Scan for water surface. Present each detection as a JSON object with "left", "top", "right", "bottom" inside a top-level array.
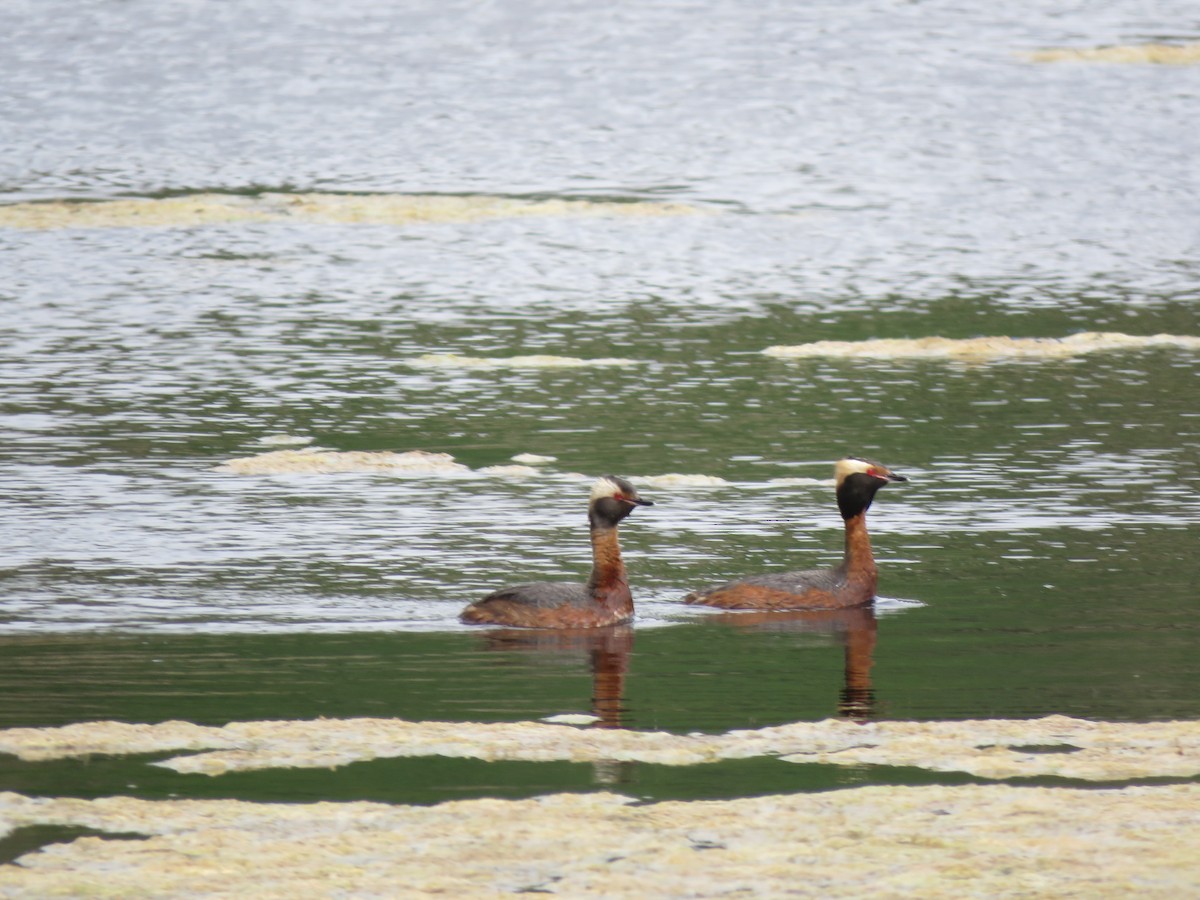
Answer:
[{"left": 1, "top": 0, "right": 1198, "bottom": 807}]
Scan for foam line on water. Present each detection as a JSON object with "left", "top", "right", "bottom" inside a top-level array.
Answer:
[
  {"left": 764, "top": 332, "right": 1200, "bottom": 361},
  {"left": 1023, "top": 42, "right": 1200, "bottom": 64},
  {"left": 0, "top": 192, "right": 704, "bottom": 229},
  {"left": 2, "top": 715, "right": 1197, "bottom": 783}
]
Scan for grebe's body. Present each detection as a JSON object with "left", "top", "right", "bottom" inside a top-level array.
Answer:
[
  {"left": 460, "top": 476, "right": 652, "bottom": 629},
  {"left": 684, "top": 458, "right": 906, "bottom": 610}
]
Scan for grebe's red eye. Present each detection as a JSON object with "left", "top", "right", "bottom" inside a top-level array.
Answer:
[{"left": 866, "top": 468, "right": 878, "bottom": 478}]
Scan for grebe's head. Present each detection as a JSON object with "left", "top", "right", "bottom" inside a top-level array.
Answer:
[
  {"left": 835, "top": 457, "right": 907, "bottom": 488},
  {"left": 588, "top": 475, "right": 653, "bottom": 528},
  {"left": 834, "top": 457, "right": 907, "bottom": 519}
]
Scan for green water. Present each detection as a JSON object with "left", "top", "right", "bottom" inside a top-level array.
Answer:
[{"left": 2, "top": 0, "right": 1199, "bottom": 820}]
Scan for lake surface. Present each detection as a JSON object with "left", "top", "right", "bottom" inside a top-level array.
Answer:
[{"left": 1, "top": 0, "right": 1198, "bottom": 808}]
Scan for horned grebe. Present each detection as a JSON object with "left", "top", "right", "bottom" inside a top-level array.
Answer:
[
  {"left": 684, "top": 457, "right": 906, "bottom": 610},
  {"left": 460, "top": 476, "right": 653, "bottom": 628}
]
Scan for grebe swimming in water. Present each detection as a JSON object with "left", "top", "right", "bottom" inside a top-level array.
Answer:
[
  {"left": 460, "top": 476, "right": 653, "bottom": 628},
  {"left": 684, "top": 457, "right": 906, "bottom": 610}
]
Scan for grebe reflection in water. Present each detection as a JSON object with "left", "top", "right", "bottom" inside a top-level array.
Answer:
[
  {"left": 475, "top": 626, "right": 635, "bottom": 784},
  {"left": 704, "top": 606, "right": 880, "bottom": 720}
]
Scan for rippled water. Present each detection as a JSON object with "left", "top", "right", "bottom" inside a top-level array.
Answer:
[{"left": 1, "top": 0, "right": 1199, "bottom": 807}]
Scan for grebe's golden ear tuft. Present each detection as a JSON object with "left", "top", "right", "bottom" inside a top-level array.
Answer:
[
  {"left": 589, "top": 475, "right": 653, "bottom": 507},
  {"left": 834, "top": 457, "right": 874, "bottom": 487},
  {"left": 835, "top": 457, "right": 907, "bottom": 488},
  {"left": 590, "top": 476, "right": 625, "bottom": 502}
]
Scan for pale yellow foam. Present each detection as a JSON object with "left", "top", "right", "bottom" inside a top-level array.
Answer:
[
  {"left": 540, "top": 713, "right": 601, "bottom": 725},
  {"left": 764, "top": 332, "right": 1200, "bottom": 361},
  {"left": 0, "top": 192, "right": 702, "bottom": 230},
  {"left": 512, "top": 453, "right": 557, "bottom": 465},
  {"left": 214, "top": 451, "right": 805, "bottom": 484},
  {"left": 0, "top": 785, "right": 1196, "bottom": 897},
  {"left": 1025, "top": 42, "right": 1200, "bottom": 64},
  {"left": 215, "top": 448, "right": 469, "bottom": 476},
  {"left": 408, "top": 353, "right": 641, "bottom": 369},
  {"left": 254, "top": 434, "right": 314, "bottom": 447},
  {"left": 2, "top": 715, "right": 1196, "bottom": 782},
  {"left": 638, "top": 473, "right": 730, "bottom": 488}
]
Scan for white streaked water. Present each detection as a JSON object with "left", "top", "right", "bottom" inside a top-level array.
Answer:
[
  {"left": 0, "top": 438, "right": 1195, "bottom": 632},
  {"left": 0, "top": 0, "right": 1197, "bottom": 742}
]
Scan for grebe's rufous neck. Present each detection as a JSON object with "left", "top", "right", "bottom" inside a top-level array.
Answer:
[
  {"left": 683, "top": 457, "right": 906, "bottom": 610},
  {"left": 460, "top": 475, "right": 653, "bottom": 629}
]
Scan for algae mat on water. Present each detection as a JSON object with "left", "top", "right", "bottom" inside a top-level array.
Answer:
[
  {"left": 0, "top": 192, "right": 702, "bottom": 229},
  {"left": 1, "top": 785, "right": 1197, "bottom": 897},
  {"left": 763, "top": 333, "right": 1200, "bottom": 361},
  {"left": 2, "top": 715, "right": 1198, "bottom": 782},
  {"left": 1024, "top": 41, "right": 1200, "bottom": 64}
]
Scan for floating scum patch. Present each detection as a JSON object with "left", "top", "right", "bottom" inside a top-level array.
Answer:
[
  {"left": 0, "top": 192, "right": 703, "bottom": 230},
  {"left": 214, "top": 448, "right": 471, "bottom": 476},
  {"left": 1025, "top": 41, "right": 1200, "bottom": 64},
  {"left": 2, "top": 717, "right": 1197, "bottom": 895},
  {"left": 213, "top": 447, "right": 564, "bottom": 478},
  {"left": 637, "top": 473, "right": 731, "bottom": 488},
  {"left": 1, "top": 715, "right": 1197, "bottom": 782},
  {"left": 0, "top": 786, "right": 1197, "bottom": 897},
  {"left": 213, "top": 448, "right": 723, "bottom": 484},
  {"left": 763, "top": 333, "right": 1200, "bottom": 362}
]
